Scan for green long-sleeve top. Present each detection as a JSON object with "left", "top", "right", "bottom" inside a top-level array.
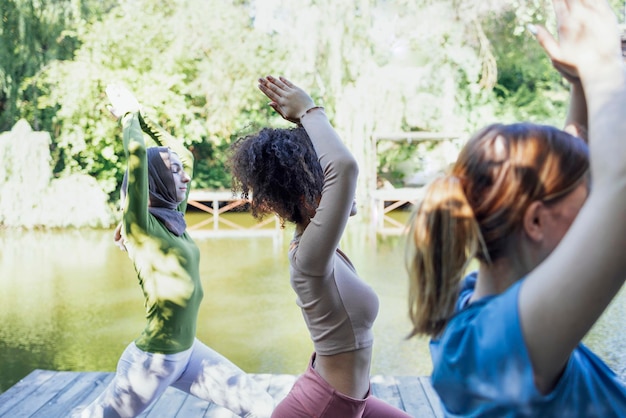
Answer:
[{"left": 121, "top": 112, "right": 203, "bottom": 354}]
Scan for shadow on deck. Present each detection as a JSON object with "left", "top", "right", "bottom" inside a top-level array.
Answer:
[{"left": 0, "top": 369, "right": 443, "bottom": 417}]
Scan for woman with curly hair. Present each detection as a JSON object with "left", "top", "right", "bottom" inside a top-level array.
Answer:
[
  {"left": 406, "top": 0, "right": 626, "bottom": 416},
  {"left": 228, "top": 76, "right": 410, "bottom": 418}
]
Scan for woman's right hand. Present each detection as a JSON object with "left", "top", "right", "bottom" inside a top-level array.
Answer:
[
  {"left": 258, "top": 76, "right": 316, "bottom": 124},
  {"left": 105, "top": 84, "right": 141, "bottom": 120}
]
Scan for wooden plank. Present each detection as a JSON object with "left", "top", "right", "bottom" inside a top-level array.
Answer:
[
  {"left": 382, "top": 199, "right": 413, "bottom": 214},
  {"left": 382, "top": 215, "right": 407, "bottom": 229},
  {"left": 187, "top": 190, "right": 280, "bottom": 232},
  {"left": 142, "top": 386, "right": 188, "bottom": 417},
  {"left": 0, "top": 369, "right": 56, "bottom": 415},
  {"left": 370, "top": 375, "right": 404, "bottom": 410},
  {"left": 30, "top": 371, "right": 111, "bottom": 418},
  {"left": 0, "top": 371, "right": 443, "bottom": 417},
  {"left": 70, "top": 373, "right": 115, "bottom": 409},
  {"left": 418, "top": 376, "right": 444, "bottom": 418},
  {"left": 0, "top": 371, "right": 77, "bottom": 417},
  {"left": 371, "top": 187, "right": 425, "bottom": 201},
  {"left": 370, "top": 187, "right": 423, "bottom": 234},
  {"left": 188, "top": 229, "right": 280, "bottom": 239},
  {"left": 173, "top": 393, "right": 211, "bottom": 417},
  {"left": 396, "top": 375, "right": 437, "bottom": 418},
  {"left": 203, "top": 403, "right": 238, "bottom": 418},
  {"left": 188, "top": 190, "right": 239, "bottom": 202}
]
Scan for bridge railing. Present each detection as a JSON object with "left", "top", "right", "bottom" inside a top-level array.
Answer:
[{"left": 186, "top": 190, "right": 282, "bottom": 243}]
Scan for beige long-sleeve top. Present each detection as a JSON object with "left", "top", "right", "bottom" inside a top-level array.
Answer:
[{"left": 289, "top": 108, "right": 379, "bottom": 356}]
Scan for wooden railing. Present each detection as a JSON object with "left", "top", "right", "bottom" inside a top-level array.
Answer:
[{"left": 186, "top": 190, "right": 282, "bottom": 240}]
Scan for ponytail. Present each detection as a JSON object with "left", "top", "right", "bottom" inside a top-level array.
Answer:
[
  {"left": 405, "top": 122, "right": 589, "bottom": 337},
  {"left": 406, "top": 175, "right": 482, "bottom": 337}
]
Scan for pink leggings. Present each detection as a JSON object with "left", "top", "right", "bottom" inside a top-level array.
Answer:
[{"left": 272, "top": 354, "right": 412, "bottom": 418}]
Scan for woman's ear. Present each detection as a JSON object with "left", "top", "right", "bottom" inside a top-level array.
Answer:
[{"left": 522, "top": 200, "right": 546, "bottom": 243}]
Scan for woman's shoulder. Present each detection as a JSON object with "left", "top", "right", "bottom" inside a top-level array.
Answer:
[
  {"left": 430, "top": 280, "right": 535, "bottom": 414},
  {"left": 432, "top": 279, "right": 529, "bottom": 380}
]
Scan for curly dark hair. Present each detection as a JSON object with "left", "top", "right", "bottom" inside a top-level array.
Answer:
[{"left": 228, "top": 126, "right": 324, "bottom": 225}]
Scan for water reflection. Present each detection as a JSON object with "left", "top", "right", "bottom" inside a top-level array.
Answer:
[
  {"left": 0, "top": 213, "right": 428, "bottom": 393},
  {"left": 0, "top": 212, "right": 624, "bottom": 393}
]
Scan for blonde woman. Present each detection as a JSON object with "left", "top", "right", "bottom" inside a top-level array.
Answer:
[{"left": 406, "top": 1, "right": 626, "bottom": 416}]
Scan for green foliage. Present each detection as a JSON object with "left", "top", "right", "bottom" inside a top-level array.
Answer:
[
  {"left": 0, "top": 0, "right": 115, "bottom": 131},
  {"left": 377, "top": 141, "right": 428, "bottom": 187},
  {"left": 482, "top": 6, "right": 569, "bottom": 126},
  {"left": 4, "top": 0, "right": 624, "bottom": 219},
  {"left": 18, "top": 0, "right": 289, "bottom": 195}
]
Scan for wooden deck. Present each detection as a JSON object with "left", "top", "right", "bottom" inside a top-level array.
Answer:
[{"left": 0, "top": 370, "right": 443, "bottom": 417}]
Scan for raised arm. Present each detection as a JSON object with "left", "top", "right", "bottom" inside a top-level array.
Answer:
[
  {"left": 106, "top": 84, "right": 150, "bottom": 233},
  {"left": 121, "top": 112, "right": 150, "bottom": 233},
  {"left": 105, "top": 84, "right": 193, "bottom": 213},
  {"left": 258, "top": 76, "right": 358, "bottom": 275},
  {"left": 563, "top": 80, "right": 588, "bottom": 140},
  {"left": 520, "top": 0, "right": 626, "bottom": 392},
  {"left": 533, "top": 23, "right": 588, "bottom": 140},
  {"left": 296, "top": 107, "right": 359, "bottom": 274}
]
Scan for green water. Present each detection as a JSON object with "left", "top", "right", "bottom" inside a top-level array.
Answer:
[
  {"left": 1, "top": 211, "right": 625, "bottom": 394},
  {"left": 0, "top": 211, "right": 433, "bottom": 393}
]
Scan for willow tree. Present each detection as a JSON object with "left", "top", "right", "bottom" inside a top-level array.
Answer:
[
  {"left": 250, "top": 0, "right": 626, "bottom": 203},
  {"left": 250, "top": 0, "right": 489, "bottom": 201}
]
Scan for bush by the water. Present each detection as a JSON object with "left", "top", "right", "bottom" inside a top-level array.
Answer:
[{"left": 0, "top": 120, "right": 114, "bottom": 228}]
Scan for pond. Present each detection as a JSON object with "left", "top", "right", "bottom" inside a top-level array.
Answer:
[{"left": 1, "top": 211, "right": 625, "bottom": 393}]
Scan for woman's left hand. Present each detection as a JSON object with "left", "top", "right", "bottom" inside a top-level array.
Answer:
[
  {"left": 258, "top": 76, "right": 316, "bottom": 124},
  {"left": 530, "top": 24, "right": 580, "bottom": 83},
  {"left": 113, "top": 222, "right": 127, "bottom": 251}
]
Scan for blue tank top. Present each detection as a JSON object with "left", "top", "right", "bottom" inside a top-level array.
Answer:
[{"left": 429, "top": 272, "right": 626, "bottom": 417}]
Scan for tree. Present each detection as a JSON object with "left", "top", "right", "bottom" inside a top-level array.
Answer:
[
  {"left": 21, "top": 0, "right": 285, "bottom": 194},
  {"left": 0, "top": 0, "right": 115, "bottom": 131},
  {"left": 9, "top": 0, "right": 624, "bottom": 211}
]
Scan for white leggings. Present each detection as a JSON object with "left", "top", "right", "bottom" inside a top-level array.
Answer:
[{"left": 76, "top": 339, "right": 274, "bottom": 418}]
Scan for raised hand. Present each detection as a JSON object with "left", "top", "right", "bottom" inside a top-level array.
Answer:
[
  {"left": 531, "top": 24, "right": 580, "bottom": 83},
  {"left": 105, "top": 84, "right": 141, "bottom": 120},
  {"left": 530, "top": 0, "right": 621, "bottom": 82},
  {"left": 258, "top": 76, "right": 316, "bottom": 124}
]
